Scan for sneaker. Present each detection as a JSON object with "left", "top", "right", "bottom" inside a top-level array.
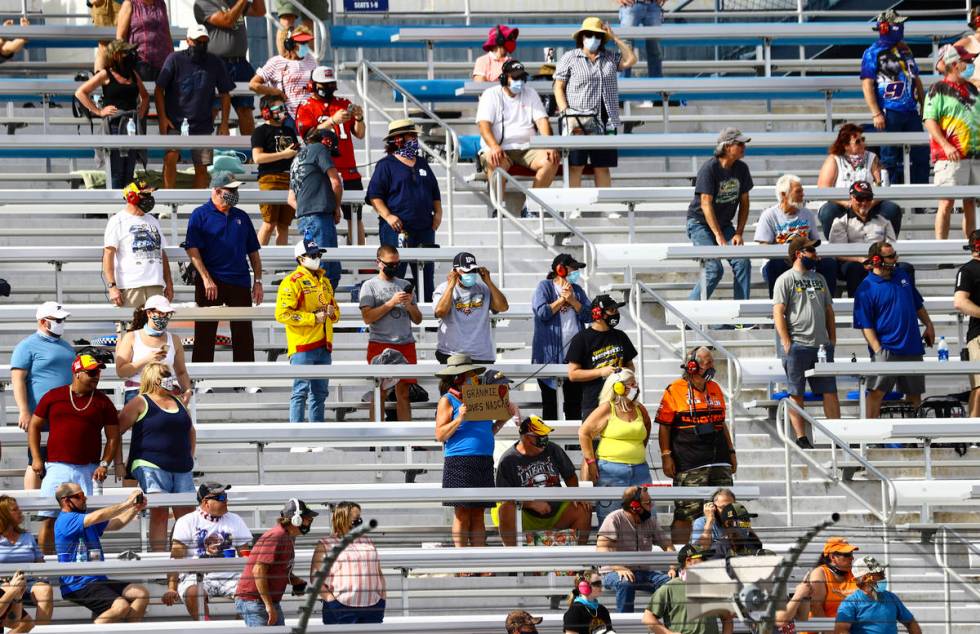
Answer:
[{"left": 796, "top": 437, "right": 815, "bottom": 449}]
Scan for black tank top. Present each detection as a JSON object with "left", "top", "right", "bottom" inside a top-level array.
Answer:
[{"left": 103, "top": 68, "right": 139, "bottom": 111}]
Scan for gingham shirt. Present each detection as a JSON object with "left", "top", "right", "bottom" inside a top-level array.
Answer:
[
  {"left": 254, "top": 54, "right": 317, "bottom": 119},
  {"left": 319, "top": 535, "right": 386, "bottom": 607},
  {"left": 554, "top": 48, "right": 623, "bottom": 127}
]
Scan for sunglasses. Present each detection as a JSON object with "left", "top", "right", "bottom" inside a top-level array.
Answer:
[
  {"left": 378, "top": 259, "right": 401, "bottom": 267},
  {"left": 82, "top": 369, "right": 101, "bottom": 377},
  {"left": 45, "top": 317, "right": 66, "bottom": 323},
  {"left": 205, "top": 493, "right": 228, "bottom": 502},
  {"left": 833, "top": 552, "right": 855, "bottom": 558},
  {"left": 59, "top": 491, "right": 85, "bottom": 502},
  {"left": 853, "top": 136, "right": 867, "bottom": 143}
]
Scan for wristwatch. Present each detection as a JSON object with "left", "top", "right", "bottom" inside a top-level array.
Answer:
[
  {"left": 108, "top": 282, "right": 117, "bottom": 289},
  {"left": 98, "top": 460, "right": 110, "bottom": 469},
  {"left": 254, "top": 279, "right": 263, "bottom": 285}
]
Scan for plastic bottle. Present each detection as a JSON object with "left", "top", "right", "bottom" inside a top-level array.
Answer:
[
  {"left": 126, "top": 119, "right": 136, "bottom": 136},
  {"left": 938, "top": 336, "right": 949, "bottom": 362},
  {"left": 180, "top": 118, "right": 190, "bottom": 136},
  {"left": 76, "top": 537, "right": 88, "bottom": 563},
  {"left": 817, "top": 344, "right": 827, "bottom": 363},
  {"left": 397, "top": 232, "right": 408, "bottom": 249}
]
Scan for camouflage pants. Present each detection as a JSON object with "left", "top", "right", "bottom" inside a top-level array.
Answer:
[{"left": 672, "top": 464, "right": 733, "bottom": 522}]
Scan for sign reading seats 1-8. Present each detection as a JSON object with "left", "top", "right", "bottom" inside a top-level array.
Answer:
[{"left": 344, "top": 0, "right": 388, "bottom": 11}]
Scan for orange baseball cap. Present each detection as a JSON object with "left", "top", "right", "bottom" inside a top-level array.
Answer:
[{"left": 823, "top": 537, "right": 859, "bottom": 555}]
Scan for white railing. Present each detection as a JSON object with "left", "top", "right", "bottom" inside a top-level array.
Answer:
[{"left": 934, "top": 525, "right": 980, "bottom": 634}]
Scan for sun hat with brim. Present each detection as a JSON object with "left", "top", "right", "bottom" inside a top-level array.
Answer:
[
  {"left": 106, "top": 39, "right": 137, "bottom": 59},
  {"left": 852, "top": 555, "right": 887, "bottom": 579},
  {"left": 289, "top": 26, "right": 315, "bottom": 43},
  {"left": 434, "top": 353, "right": 486, "bottom": 377},
  {"left": 482, "top": 24, "right": 519, "bottom": 53},
  {"left": 823, "top": 536, "right": 859, "bottom": 555},
  {"left": 384, "top": 118, "right": 419, "bottom": 142},
  {"left": 573, "top": 17, "right": 608, "bottom": 43}
]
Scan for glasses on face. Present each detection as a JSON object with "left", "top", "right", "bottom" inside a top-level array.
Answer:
[
  {"left": 833, "top": 552, "right": 855, "bottom": 559},
  {"left": 83, "top": 369, "right": 101, "bottom": 378},
  {"left": 45, "top": 317, "right": 66, "bottom": 324},
  {"left": 378, "top": 259, "right": 401, "bottom": 267},
  {"left": 852, "top": 136, "right": 867, "bottom": 144},
  {"left": 206, "top": 493, "right": 228, "bottom": 503}
]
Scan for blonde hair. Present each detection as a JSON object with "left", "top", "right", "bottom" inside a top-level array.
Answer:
[
  {"left": 0, "top": 496, "right": 24, "bottom": 535},
  {"left": 598, "top": 368, "right": 635, "bottom": 406},
  {"left": 139, "top": 362, "right": 172, "bottom": 395},
  {"left": 276, "top": 24, "right": 314, "bottom": 57},
  {"left": 332, "top": 501, "right": 361, "bottom": 537}
]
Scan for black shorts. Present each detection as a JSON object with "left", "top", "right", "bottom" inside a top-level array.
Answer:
[
  {"left": 63, "top": 580, "right": 129, "bottom": 618},
  {"left": 342, "top": 178, "right": 364, "bottom": 221},
  {"left": 568, "top": 148, "right": 618, "bottom": 169}
]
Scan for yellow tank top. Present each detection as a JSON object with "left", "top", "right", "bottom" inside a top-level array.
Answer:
[{"left": 596, "top": 402, "right": 648, "bottom": 464}]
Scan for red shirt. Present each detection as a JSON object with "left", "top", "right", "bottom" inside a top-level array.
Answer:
[
  {"left": 235, "top": 523, "right": 295, "bottom": 603},
  {"left": 295, "top": 94, "right": 360, "bottom": 181},
  {"left": 35, "top": 386, "right": 117, "bottom": 465}
]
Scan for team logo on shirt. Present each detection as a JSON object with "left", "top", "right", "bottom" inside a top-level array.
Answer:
[
  {"left": 454, "top": 292, "right": 485, "bottom": 315},
  {"left": 716, "top": 177, "right": 741, "bottom": 206},
  {"left": 793, "top": 276, "right": 826, "bottom": 298}
]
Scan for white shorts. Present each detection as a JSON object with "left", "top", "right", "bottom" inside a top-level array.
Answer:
[
  {"left": 934, "top": 158, "right": 980, "bottom": 187},
  {"left": 177, "top": 572, "right": 240, "bottom": 600}
]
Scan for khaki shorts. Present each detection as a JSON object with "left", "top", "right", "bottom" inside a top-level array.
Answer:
[
  {"left": 258, "top": 173, "right": 296, "bottom": 225},
  {"left": 969, "top": 336, "right": 980, "bottom": 389},
  {"left": 166, "top": 129, "right": 214, "bottom": 166},
  {"left": 479, "top": 148, "right": 547, "bottom": 172},
  {"left": 934, "top": 159, "right": 980, "bottom": 187},
  {"left": 120, "top": 286, "right": 163, "bottom": 308}
]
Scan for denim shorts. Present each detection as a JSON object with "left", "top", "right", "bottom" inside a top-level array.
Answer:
[
  {"left": 39, "top": 462, "right": 96, "bottom": 518},
  {"left": 782, "top": 343, "right": 837, "bottom": 396},
  {"left": 132, "top": 465, "right": 195, "bottom": 494},
  {"left": 216, "top": 58, "right": 256, "bottom": 111},
  {"left": 235, "top": 598, "right": 284, "bottom": 627}
]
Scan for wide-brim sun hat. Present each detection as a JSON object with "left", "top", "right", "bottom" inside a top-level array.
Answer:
[
  {"left": 573, "top": 16, "right": 608, "bottom": 43},
  {"left": 384, "top": 118, "right": 420, "bottom": 142},
  {"left": 434, "top": 353, "right": 487, "bottom": 377}
]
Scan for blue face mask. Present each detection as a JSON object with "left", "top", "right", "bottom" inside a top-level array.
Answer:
[
  {"left": 459, "top": 273, "right": 479, "bottom": 288},
  {"left": 297, "top": 44, "right": 310, "bottom": 58},
  {"left": 395, "top": 138, "right": 419, "bottom": 160},
  {"left": 875, "top": 579, "right": 888, "bottom": 593},
  {"left": 583, "top": 36, "right": 601, "bottom": 53},
  {"left": 567, "top": 270, "right": 582, "bottom": 285},
  {"left": 965, "top": 63, "right": 975, "bottom": 80},
  {"left": 509, "top": 79, "right": 524, "bottom": 94}
]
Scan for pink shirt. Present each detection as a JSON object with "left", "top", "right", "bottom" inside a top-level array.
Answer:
[
  {"left": 472, "top": 52, "right": 511, "bottom": 82},
  {"left": 319, "top": 535, "right": 385, "bottom": 607}
]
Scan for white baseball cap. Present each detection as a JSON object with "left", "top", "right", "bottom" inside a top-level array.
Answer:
[
  {"left": 310, "top": 66, "right": 336, "bottom": 84},
  {"left": 36, "top": 301, "right": 70, "bottom": 321},
  {"left": 144, "top": 295, "right": 175, "bottom": 314},
  {"left": 186, "top": 23, "right": 209, "bottom": 41},
  {"left": 852, "top": 555, "right": 887, "bottom": 579}
]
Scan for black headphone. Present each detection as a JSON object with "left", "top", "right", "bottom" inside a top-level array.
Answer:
[
  {"left": 283, "top": 28, "right": 297, "bottom": 52},
  {"left": 682, "top": 348, "right": 700, "bottom": 375},
  {"left": 499, "top": 60, "right": 526, "bottom": 87},
  {"left": 622, "top": 487, "right": 644, "bottom": 513}
]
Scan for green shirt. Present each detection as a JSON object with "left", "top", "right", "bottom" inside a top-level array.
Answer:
[{"left": 647, "top": 578, "right": 721, "bottom": 634}]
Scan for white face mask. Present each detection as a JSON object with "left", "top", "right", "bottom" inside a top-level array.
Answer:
[
  {"left": 583, "top": 36, "right": 601, "bottom": 53},
  {"left": 46, "top": 319, "right": 65, "bottom": 337},
  {"left": 301, "top": 256, "right": 321, "bottom": 270},
  {"left": 160, "top": 375, "right": 178, "bottom": 391},
  {"left": 626, "top": 386, "right": 640, "bottom": 402}
]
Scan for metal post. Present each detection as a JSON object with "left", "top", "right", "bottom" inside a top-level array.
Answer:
[
  {"left": 858, "top": 376, "right": 867, "bottom": 418},
  {"left": 699, "top": 261, "right": 707, "bottom": 301},
  {"left": 661, "top": 92, "right": 670, "bottom": 133},
  {"left": 400, "top": 568, "right": 409, "bottom": 616},
  {"left": 783, "top": 405, "right": 793, "bottom": 526},
  {"left": 53, "top": 261, "right": 63, "bottom": 302},
  {"left": 555, "top": 378, "right": 565, "bottom": 419},
  {"left": 254, "top": 441, "right": 266, "bottom": 529},
  {"left": 763, "top": 38, "right": 772, "bottom": 77},
  {"left": 0, "top": 386, "right": 7, "bottom": 427},
  {"left": 515, "top": 502, "right": 524, "bottom": 547},
  {"left": 360, "top": 63, "right": 374, "bottom": 179},
  {"left": 903, "top": 145, "right": 911, "bottom": 185},
  {"left": 496, "top": 196, "right": 506, "bottom": 288},
  {"left": 942, "top": 530, "right": 951, "bottom": 634},
  {"left": 170, "top": 203, "right": 178, "bottom": 245},
  {"left": 823, "top": 92, "right": 833, "bottom": 132}
]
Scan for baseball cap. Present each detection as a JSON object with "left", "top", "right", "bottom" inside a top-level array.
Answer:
[
  {"left": 452, "top": 252, "right": 480, "bottom": 272},
  {"left": 505, "top": 610, "right": 543, "bottom": 633},
  {"left": 294, "top": 236, "right": 325, "bottom": 259},
  {"left": 823, "top": 537, "right": 859, "bottom": 555},
  {"left": 121, "top": 178, "right": 155, "bottom": 202},
  {"left": 197, "top": 481, "right": 231, "bottom": 502},
  {"left": 502, "top": 59, "right": 529, "bottom": 81},
  {"left": 944, "top": 44, "right": 976, "bottom": 67},
  {"left": 310, "top": 66, "right": 336, "bottom": 84},
  {"left": 677, "top": 543, "right": 710, "bottom": 567},
  {"left": 72, "top": 353, "right": 106, "bottom": 374},
  {"left": 186, "top": 23, "right": 209, "bottom": 41},
  {"left": 106, "top": 39, "right": 137, "bottom": 59},
  {"left": 849, "top": 180, "right": 874, "bottom": 200},
  {"left": 519, "top": 415, "right": 554, "bottom": 436},
  {"left": 143, "top": 295, "right": 175, "bottom": 314},
  {"left": 552, "top": 253, "right": 583, "bottom": 271},
  {"left": 591, "top": 294, "right": 626, "bottom": 312},
  {"left": 210, "top": 171, "right": 243, "bottom": 189},
  {"left": 281, "top": 498, "right": 319, "bottom": 518},
  {"left": 718, "top": 502, "right": 757, "bottom": 526},
  {"left": 787, "top": 235, "right": 821, "bottom": 260},
  {"left": 852, "top": 555, "right": 887, "bottom": 579},
  {"left": 875, "top": 9, "right": 908, "bottom": 25},
  {"left": 717, "top": 127, "right": 751, "bottom": 145},
  {"left": 36, "top": 301, "right": 70, "bottom": 321}
]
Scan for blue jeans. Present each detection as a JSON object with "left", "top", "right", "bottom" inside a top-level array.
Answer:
[
  {"left": 604, "top": 569, "right": 671, "bottom": 613},
  {"left": 619, "top": 1, "right": 663, "bottom": 78},
  {"left": 879, "top": 109, "right": 930, "bottom": 185},
  {"left": 378, "top": 222, "right": 437, "bottom": 302},
  {"left": 289, "top": 347, "right": 332, "bottom": 422},
  {"left": 321, "top": 598, "right": 385, "bottom": 624},
  {"left": 235, "top": 598, "right": 284, "bottom": 627},
  {"left": 596, "top": 460, "right": 651, "bottom": 526},
  {"left": 132, "top": 466, "right": 195, "bottom": 494},
  {"left": 298, "top": 214, "right": 341, "bottom": 292},
  {"left": 762, "top": 258, "right": 837, "bottom": 298},
  {"left": 686, "top": 219, "right": 751, "bottom": 300}
]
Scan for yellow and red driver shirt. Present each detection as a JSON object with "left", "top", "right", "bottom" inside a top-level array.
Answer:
[
  {"left": 275, "top": 264, "right": 340, "bottom": 356},
  {"left": 654, "top": 378, "right": 731, "bottom": 473}
]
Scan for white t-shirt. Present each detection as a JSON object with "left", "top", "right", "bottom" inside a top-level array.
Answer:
[
  {"left": 475, "top": 85, "right": 548, "bottom": 152},
  {"left": 172, "top": 509, "right": 252, "bottom": 559},
  {"left": 103, "top": 209, "right": 167, "bottom": 290}
]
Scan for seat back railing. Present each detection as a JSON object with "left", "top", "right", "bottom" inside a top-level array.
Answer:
[
  {"left": 934, "top": 525, "right": 980, "bottom": 634},
  {"left": 354, "top": 59, "right": 460, "bottom": 245}
]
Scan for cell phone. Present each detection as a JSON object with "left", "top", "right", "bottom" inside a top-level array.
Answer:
[
  {"left": 134, "top": 492, "right": 145, "bottom": 505},
  {"left": 346, "top": 102, "right": 355, "bottom": 114},
  {"left": 403, "top": 281, "right": 415, "bottom": 297}
]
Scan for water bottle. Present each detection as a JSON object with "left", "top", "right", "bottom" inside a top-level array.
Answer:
[
  {"left": 92, "top": 478, "right": 103, "bottom": 496},
  {"left": 126, "top": 118, "right": 136, "bottom": 136},
  {"left": 817, "top": 344, "right": 827, "bottom": 364},
  {"left": 76, "top": 537, "right": 88, "bottom": 563},
  {"left": 180, "top": 118, "right": 190, "bottom": 136},
  {"left": 938, "top": 336, "right": 949, "bottom": 362},
  {"left": 397, "top": 232, "right": 408, "bottom": 249}
]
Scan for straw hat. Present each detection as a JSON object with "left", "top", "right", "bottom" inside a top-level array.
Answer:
[{"left": 573, "top": 17, "right": 608, "bottom": 43}]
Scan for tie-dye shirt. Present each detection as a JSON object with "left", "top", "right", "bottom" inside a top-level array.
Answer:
[{"left": 923, "top": 78, "right": 980, "bottom": 161}]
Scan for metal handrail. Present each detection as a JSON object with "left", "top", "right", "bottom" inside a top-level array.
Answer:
[
  {"left": 487, "top": 167, "right": 597, "bottom": 295},
  {"left": 776, "top": 398, "right": 897, "bottom": 526},
  {"left": 354, "top": 59, "right": 460, "bottom": 245},
  {"left": 935, "top": 525, "right": 980, "bottom": 634},
  {"left": 630, "top": 280, "right": 743, "bottom": 427}
]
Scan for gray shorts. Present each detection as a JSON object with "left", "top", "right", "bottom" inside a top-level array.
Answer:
[
  {"left": 166, "top": 129, "right": 214, "bottom": 166},
  {"left": 782, "top": 343, "right": 837, "bottom": 396},
  {"left": 866, "top": 349, "right": 926, "bottom": 395}
]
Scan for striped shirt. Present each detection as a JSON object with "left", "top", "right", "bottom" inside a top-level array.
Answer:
[
  {"left": 319, "top": 535, "right": 385, "bottom": 607},
  {"left": 554, "top": 48, "right": 623, "bottom": 127},
  {"left": 255, "top": 55, "right": 318, "bottom": 119}
]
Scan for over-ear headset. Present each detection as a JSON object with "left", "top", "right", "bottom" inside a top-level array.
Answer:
[
  {"left": 555, "top": 263, "right": 568, "bottom": 278},
  {"left": 283, "top": 28, "right": 297, "bottom": 52},
  {"left": 612, "top": 372, "right": 626, "bottom": 396},
  {"left": 591, "top": 305, "right": 603, "bottom": 322},
  {"left": 682, "top": 348, "right": 700, "bottom": 375},
  {"left": 259, "top": 95, "right": 281, "bottom": 121},
  {"left": 622, "top": 486, "right": 644, "bottom": 513},
  {"left": 577, "top": 575, "right": 592, "bottom": 597},
  {"left": 287, "top": 498, "right": 303, "bottom": 527},
  {"left": 125, "top": 187, "right": 141, "bottom": 206}
]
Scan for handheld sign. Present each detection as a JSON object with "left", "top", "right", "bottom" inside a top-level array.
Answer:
[{"left": 461, "top": 383, "right": 510, "bottom": 421}]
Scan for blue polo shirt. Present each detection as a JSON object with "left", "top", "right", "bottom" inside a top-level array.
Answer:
[
  {"left": 184, "top": 199, "right": 260, "bottom": 288},
  {"left": 54, "top": 511, "right": 109, "bottom": 595},
  {"left": 10, "top": 332, "right": 75, "bottom": 412},
  {"left": 156, "top": 49, "right": 235, "bottom": 134},
  {"left": 836, "top": 588, "right": 915, "bottom": 634},
  {"left": 365, "top": 154, "right": 441, "bottom": 232},
  {"left": 853, "top": 268, "right": 924, "bottom": 356}
]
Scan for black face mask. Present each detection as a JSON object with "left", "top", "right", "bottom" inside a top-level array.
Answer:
[
  {"left": 530, "top": 434, "right": 549, "bottom": 449},
  {"left": 298, "top": 522, "right": 311, "bottom": 535},
  {"left": 637, "top": 508, "right": 652, "bottom": 523},
  {"left": 604, "top": 313, "right": 620, "bottom": 329},
  {"left": 191, "top": 42, "right": 208, "bottom": 62},
  {"left": 315, "top": 83, "right": 335, "bottom": 100},
  {"left": 380, "top": 263, "right": 398, "bottom": 278},
  {"left": 137, "top": 194, "right": 156, "bottom": 213}
]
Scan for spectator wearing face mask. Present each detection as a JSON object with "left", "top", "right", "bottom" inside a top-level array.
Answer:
[
  {"left": 655, "top": 347, "right": 735, "bottom": 545},
  {"left": 114, "top": 295, "right": 191, "bottom": 406},
  {"left": 531, "top": 254, "right": 590, "bottom": 421},
  {"left": 295, "top": 66, "right": 368, "bottom": 247},
  {"left": 566, "top": 295, "right": 637, "bottom": 419},
  {"left": 367, "top": 119, "right": 443, "bottom": 302},
  {"left": 117, "top": 362, "right": 195, "bottom": 551},
  {"left": 563, "top": 569, "right": 613, "bottom": 633},
  {"left": 690, "top": 488, "right": 763, "bottom": 558},
  {"left": 276, "top": 237, "right": 340, "bottom": 423},
  {"left": 473, "top": 25, "right": 517, "bottom": 82},
  {"left": 155, "top": 24, "right": 235, "bottom": 189},
  {"left": 249, "top": 26, "right": 317, "bottom": 120},
  {"left": 835, "top": 556, "right": 921, "bottom": 634},
  {"left": 579, "top": 369, "right": 652, "bottom": 526},
  {"left": 102, "top": 180, "right": 172, "bottom": 307},
  {"left": 433, "top": 252, "right": 509, "bottom": 364},
  {"left": 184, "top": 172, "right": 263, "bottom": 363},
  {"left": 11, "top": 302, "right": 75, "bottom": 491},
  {"left": 251, "top": 95, "right": 299, "bottom": 246}
]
